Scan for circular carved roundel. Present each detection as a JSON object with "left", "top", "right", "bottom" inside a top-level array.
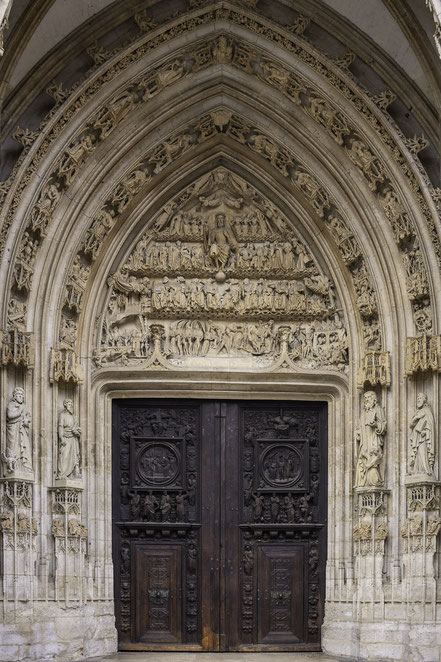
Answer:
[
  {"left": 260, "top": 444, "right": 303, "bottom": 488},
  {"left": 137, "top": 442, "right": 180, "bottom": 486}
]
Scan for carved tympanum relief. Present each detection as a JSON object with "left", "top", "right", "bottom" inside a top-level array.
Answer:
[
  {"left": 96, "top": 169, "right": 348, "bottom": 372},
  {"left": 354, "top": 391, "right": 387, "bottom": 488},
  {"left": 7, "top": 33, "right": 434, "bottom": 345},
  {"left": 2, "top": 388, "right": 32, "bottom": 475},
  {"left": 408, "top": 394, "right": 435, "bottom": 478}
]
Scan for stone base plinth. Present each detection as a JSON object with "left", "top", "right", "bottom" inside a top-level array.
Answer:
[
  {"left": 0, "top": 601, "right": 117, "bottom": 662},
  {"left": 323, "top": 610, "right": 441, "bottom": 661}
]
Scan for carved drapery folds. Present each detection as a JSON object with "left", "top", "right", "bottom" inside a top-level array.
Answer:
[
  {"left": 408, "top": 394, "right": 435, "bottom": 479},
  {"left": 56, "top": 400, "right": 82, "bottom": 483},
  {"left": 2, "top": 388, "right": 33, "bottom": 477},
  {"left": 354, "top": 391, "right": 387, "bottom": 489},
  {"left": 405, "top": 334, "right": 441, "bottom": 376}
]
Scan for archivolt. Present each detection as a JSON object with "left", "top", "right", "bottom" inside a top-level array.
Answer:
[{"left": 1, "top": 7, "right": 440, "bottom": 353}]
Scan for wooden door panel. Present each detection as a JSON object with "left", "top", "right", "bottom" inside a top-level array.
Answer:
[
  {"left": 231, "top": 402, "right": 327, "bottom": 651},
  {"left": 257, "top": 544, "right": 305, "bottom": 644},
  {"left": 113, "top": 400, "right": 208, "bottom": 650},
  {"left": 134, "top": 543, "right": 182, "bottom": 643},
  {"left": 113, "top": 399, "right": 327, "bottom": 652}
]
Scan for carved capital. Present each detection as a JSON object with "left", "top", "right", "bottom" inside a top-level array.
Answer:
[
  {"left": 357, "top": 351, "right": 391, "bottom": 388},
  {"left": 405, "top": 334, "right": 441, "bottom": 376},
  {"left": 1, "top": 328, "right": 34, "bottom": 368},
  {"left": 50, "top": 348, "right": 84, "bottom": 384}
]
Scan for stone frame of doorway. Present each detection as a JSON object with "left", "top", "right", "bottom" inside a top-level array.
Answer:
[{"left": 93, "top": 368, "right": 350, "bottom": 654}]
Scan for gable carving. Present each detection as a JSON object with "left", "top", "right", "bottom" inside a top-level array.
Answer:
[{"left": 96, "top": 169, "right": 348, "bottom": 373}]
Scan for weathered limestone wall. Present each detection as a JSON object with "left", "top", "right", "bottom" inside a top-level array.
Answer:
[{"left": 0, "top": 1, "right": 440, "bottom": 661}]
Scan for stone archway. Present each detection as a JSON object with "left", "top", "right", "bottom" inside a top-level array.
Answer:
[{"left": 0, "top": 3, "right": 440, "bottom": 662}]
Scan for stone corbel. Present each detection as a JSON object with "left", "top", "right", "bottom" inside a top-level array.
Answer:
[
  {"left": 0, "top": 328, "right": 34, "bottom": 368},
  {"left": 405, "top": 334, "right": 441, "bottom": 376},
  {"left": 357, "top": 351, "right": 391, "bottom": 388},
  {"left": 50, "top": 348, "right": 84, "bottom": 384}
]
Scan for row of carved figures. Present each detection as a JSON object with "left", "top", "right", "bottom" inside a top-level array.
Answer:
[
  {"left": 99, "top": 317, "right": 348, "bottom": 368},
  {"left": 1, "top": 389, "right": 436, "bottom": 485},
  {"left": 108, "top": 274, "right": 334, "bottom": 318},
  {"left": 129, "top": 491, "right": 190, "bottom": 522},
  {"left": 152, "top": 210, "right": 282, "bottom": 242},
  {"left": 128, "top": 238, "right": 313, "bottom": 275},
  {"left": 2, "top": 392, "right": 81, "bottom": 480},
  {"left": 354, "top": 391, "right": 436, "bottom": 489},
  {"left": 247, "top": 491, "right": 317, "bottom": 524}
]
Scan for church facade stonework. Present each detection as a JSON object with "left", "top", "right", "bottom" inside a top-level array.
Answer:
[{"left": 0, "top": 1, "right": 440, "bottom": 660}]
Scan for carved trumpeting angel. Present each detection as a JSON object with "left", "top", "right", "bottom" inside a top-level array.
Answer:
[
  {"left": 409, "top": 393, "right": 435, "bottom": 476},
  {"left": 354, "top": 391, "right": 387, "bottom": 488},
  {"left": 204, "top": 211, "right": 238, "bottom": 272}
]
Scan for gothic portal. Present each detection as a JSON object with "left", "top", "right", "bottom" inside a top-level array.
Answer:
[{"left": 0, "top": 1, "right": 441, "bottom": 661}]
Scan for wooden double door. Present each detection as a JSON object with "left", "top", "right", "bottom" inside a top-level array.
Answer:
[{"left": 113, "top": 399, "right": 327, "bottom": 651}]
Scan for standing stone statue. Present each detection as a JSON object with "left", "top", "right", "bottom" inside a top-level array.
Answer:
[
  {"left": 409, "top": 393, "right": 435, "bottom": 476},
  {"left": 57, "top": 399, "right": 81, "bottom": 479},
  {"left": 4, "top": 387, "right": 32, "bottom": 473},
  {"left": 354, "top": 390, "right": 387, "bottom": 488}
]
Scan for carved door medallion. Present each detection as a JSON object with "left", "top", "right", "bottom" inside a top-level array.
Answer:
[{"left": 113, "top": 400, "right": 327, "bottom": 651}]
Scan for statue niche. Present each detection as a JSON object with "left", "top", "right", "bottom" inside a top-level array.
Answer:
[
  {"left": 2, "top": 387, "right": 33, "bottom": 475},
  {"left": 96, "top": 168, "right": 348, "bottom": 373}
]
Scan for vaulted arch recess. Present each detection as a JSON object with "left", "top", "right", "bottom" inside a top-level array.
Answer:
[{"left": 0, "top": 2, "right": 441, "bottom": 661}]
